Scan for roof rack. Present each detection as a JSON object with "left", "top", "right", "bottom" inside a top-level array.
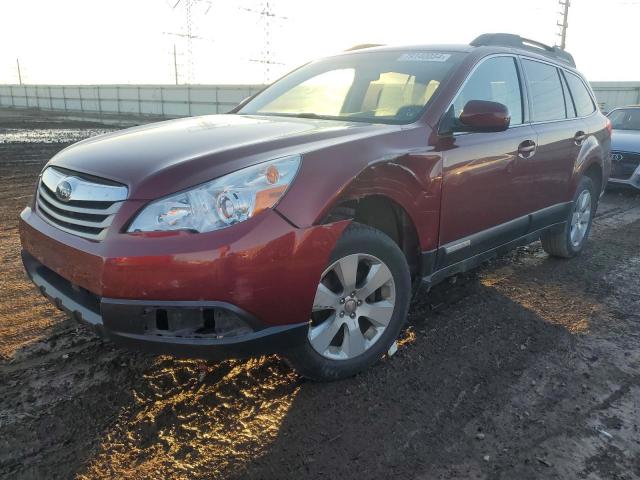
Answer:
[
  {"left": 470, "top": 33, "right": 576, "bottom": 67},
  {"left": 344, "top": 44, "right": 385, "bottom": 52}
]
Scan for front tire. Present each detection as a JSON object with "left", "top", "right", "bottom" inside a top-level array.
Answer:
[
  {"left": 541, "top": 176, "right": 597, "bottom": 258},
  {"left": 285, "top": 223, "right": 411, "bottom": 381}
]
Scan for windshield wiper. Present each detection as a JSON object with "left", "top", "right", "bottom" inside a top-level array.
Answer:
[
  {"left": 257, "top": 112, "right": 329, "bottom": 120},
  {"left": 294, "top": 112, "right": 324, "bottom": 119},
  {"left": 255, "top": 111, "right": 377, "bottom": 123}
]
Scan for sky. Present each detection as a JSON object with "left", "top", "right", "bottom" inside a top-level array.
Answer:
[{"left": 0, "top": 0, "right": 638, "bottom": 85}]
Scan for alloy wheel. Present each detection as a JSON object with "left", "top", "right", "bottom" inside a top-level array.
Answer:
[
  {"left": 570, "top": 189, "right": 592, "bottom": 247},
  {"left": 309, "top": 253, "right": 396, "bottom": 360}
]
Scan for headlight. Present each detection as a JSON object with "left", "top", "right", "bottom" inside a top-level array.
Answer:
[{"left": 127, "top": 155, "right": 300, "bottom": 233}]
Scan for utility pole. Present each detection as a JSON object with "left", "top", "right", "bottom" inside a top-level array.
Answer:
[
  {"left": 557, "top": 0, "right": 570, "bottom": 50},
  {"left": 173, "top": 44, "right": 179, "bottom": 85},
  {"left": 16, "top": 58, "right": 23, "bottom": 85},
  {"left": 185, "top": 0, "right": 193, "bottom": 83}
]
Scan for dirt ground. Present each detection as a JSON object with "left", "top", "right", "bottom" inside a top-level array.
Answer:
[{"left": 1, "top": 112, "right": 640, "bottom": 480}]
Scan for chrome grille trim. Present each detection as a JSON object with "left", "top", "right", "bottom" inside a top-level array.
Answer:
[
  {"left": 41, "top": 167, "right": 128, "bottom": 203},
  {"left": 37, "top": 184, "right": 122, "bottom": 215},
  {"left": 37, "top": 199, "right": 115, "bottom": 229},
  {"left": 609, "top": 150, "right": 640, "bottom": 180},
  {"left": 36, "top": 167, "right": 128, "bottom": 241}
]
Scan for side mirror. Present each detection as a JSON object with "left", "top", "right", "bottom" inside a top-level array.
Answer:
[{"left": 458, "top": 100, "right": 511, "bottom": 132}]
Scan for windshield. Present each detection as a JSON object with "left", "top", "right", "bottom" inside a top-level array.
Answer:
[
  {"left": 239, "top": 50, "right": 465, "bottom": 124},
  {"left": 608, "top": 108, "right": 640, "bottom": 131}
]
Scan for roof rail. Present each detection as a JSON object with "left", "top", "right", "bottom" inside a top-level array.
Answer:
[
  {"left": 344, "top": 44, "right": 385, "bottom": 52},
  {"left": 470, "top": 33, "right": 576, "bottom": 67}
]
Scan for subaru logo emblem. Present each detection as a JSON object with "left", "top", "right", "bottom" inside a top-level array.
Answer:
[{"left": 55, "top": 179, "right": 73, "bottom": 202}]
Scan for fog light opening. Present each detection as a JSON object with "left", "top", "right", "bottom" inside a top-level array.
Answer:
[
  {"left": 156, "top": 309, "right": 169, "bottom": 330},
  {"left": 199, "top": 308, "right": 217, "bottom": 334}
]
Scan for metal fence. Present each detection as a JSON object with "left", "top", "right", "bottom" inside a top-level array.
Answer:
[
  {"left": 0, "top": 84, "right": 264, "bottom": 119},
  {"left": 1, "top": 82, "right": 639, "bottom": 121}
]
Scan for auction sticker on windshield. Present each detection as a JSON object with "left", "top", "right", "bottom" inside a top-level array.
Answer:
[{"left": 398, "top": 52, "right": 451, "bottom": 62}]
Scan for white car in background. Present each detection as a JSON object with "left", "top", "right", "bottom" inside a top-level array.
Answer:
[{"left": 607, "top": 106, "right": 640, "bottom": 190}]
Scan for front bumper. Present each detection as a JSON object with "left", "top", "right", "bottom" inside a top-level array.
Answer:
[
  {"left": 608, "top": 173, "right": 640, "bottom": 190},
  {"left": 20, "top": 206, "right": 348, "bottom": 359},
  {"left": 608, "top": 153, "right": 640, "bottom": 190},
  {"left": 23, "top": 250, "right": 308, "bottom": 359}
]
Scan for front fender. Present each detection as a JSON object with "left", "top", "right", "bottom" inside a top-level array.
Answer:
[{"left": 275, "top": 125, "right": 442, "bottom": 251}]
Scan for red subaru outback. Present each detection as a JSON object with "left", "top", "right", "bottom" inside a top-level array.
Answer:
[{"left": 20, "top": 34, "right": 610, "bottom": 380}]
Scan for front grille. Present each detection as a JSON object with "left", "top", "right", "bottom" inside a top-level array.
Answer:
[
  {"left": 610, "top": 151, "right": 640, "bottom": 180},
  {"left": 36, "top": 167, "right": 127, "bottom": 241}
]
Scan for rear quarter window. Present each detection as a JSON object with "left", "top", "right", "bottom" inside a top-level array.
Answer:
[{"left": 564, "top": 71, "right": 596, "bottom": 117}]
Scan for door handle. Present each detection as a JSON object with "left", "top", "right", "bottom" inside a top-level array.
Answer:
[
  {"left": 517, "top": 140, "right": 537, "bottom": 159},
  {"left": 574, "top": 131, "right": 587, "bottom": 145}
]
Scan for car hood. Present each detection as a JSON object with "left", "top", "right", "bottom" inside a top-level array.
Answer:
[
  {"left": 611, "top": 129, "right": 640, "bottom": 153},
  {"left": 47, "top": 114, "right": 398, "bottom": 199}
]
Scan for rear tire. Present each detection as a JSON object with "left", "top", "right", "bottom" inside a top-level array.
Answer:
[
  {"left": 541, "top": 176, "right": 597, "bottom": 258},
  {"left": 285, "top": 223, "right": 411, "bottom": 381}
]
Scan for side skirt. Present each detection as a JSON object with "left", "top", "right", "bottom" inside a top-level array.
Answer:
[{"left": 419, "top": 222, "right": 564, "bottom": 291}]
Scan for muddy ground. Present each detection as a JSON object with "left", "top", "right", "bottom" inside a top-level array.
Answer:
[{"left": 1, "top": 112, "right": 639, "bottom": 480}]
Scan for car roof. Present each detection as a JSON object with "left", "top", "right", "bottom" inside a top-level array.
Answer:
[
  {"left": 337, "top": 34, "right": 578, "bottom": 71},
  {"left": 341, "top": 44, "right": 474, "bottom": 54}
]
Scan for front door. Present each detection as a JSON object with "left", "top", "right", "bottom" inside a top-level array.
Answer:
[{"left": 437, "top": 55, "right": 537, "bottom": 268}]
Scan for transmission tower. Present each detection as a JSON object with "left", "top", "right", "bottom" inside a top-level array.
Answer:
[
  {"left": 240, "top": 1, "right": 287, "bottom": 83},
  {"left": 168, "top": 0, "right": 214, "bottom": 83},
  {"left": 556, "top": 0, "right": 570, "bottom": 50}
]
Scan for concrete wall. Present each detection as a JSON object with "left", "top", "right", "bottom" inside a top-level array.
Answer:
[
  {"left": 590, "top": 82, "right": 640, "bottom": 113},
  {"left": 0, "top": 84, "right": 264, "bottom": 120},
  {"left": 1, "top": 82, "right": 638, "bottom": 120}
]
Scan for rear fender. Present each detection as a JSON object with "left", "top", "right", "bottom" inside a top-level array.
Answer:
[{"left": 571, "top": 134, "right": 604, "bottom": 195}]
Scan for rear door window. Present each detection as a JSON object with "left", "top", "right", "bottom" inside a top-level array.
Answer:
[
  {"left": 564, "top": 71, "right": 596, "bottom": 117},
  {"left": 522, "top": 59, "right": 566, "bottom": 122},
  {"left": 453, "top": 56, "right": 523, "bottom": 125}
]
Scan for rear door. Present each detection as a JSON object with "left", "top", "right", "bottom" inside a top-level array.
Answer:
[
  {"left": 437, "top": 55, "right": 538, "bottom": 267},
  {"left": 563, "top": 70, "right": 608, "bottom": 186},
  {"left": 519, "top": 58, "right": 584, "bottom": 225}
]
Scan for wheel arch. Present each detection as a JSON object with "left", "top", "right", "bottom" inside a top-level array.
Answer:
[
  {"left": 574, "top": 135, "right": 605, "bottom": 197},
  {"left": 583, "top": 162, "right": 603, "bottom": 196},
  {"left": 320, "top": 193, "right": 422, "bottom": 282}
]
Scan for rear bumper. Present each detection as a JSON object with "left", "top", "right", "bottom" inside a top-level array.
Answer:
[{"left": 22, "top": 250, "right": 308, "bottom": 359}]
